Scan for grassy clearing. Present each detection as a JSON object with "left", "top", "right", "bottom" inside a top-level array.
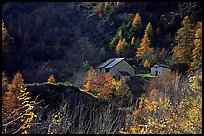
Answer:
[{"left": 135, "top": 73, "right": 156, "bottom": 78}]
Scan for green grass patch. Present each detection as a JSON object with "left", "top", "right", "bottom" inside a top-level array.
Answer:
[
  {"left": 55, "top": 82, "right": 80, "bottom": 91},
  {"left": 135, "top": 73, "right": 156, "bottom": 78}
]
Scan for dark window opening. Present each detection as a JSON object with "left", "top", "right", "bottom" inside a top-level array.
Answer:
[{"left": 105, "top": 68, "right": 110, "bottom": 72}]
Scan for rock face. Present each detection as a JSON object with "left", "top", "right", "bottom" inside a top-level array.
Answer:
[{"left": 26, "top": 82, "right": 126, "bottom": 134}]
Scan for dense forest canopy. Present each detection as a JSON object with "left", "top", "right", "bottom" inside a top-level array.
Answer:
[{"left": 2, "top": 2, "right": 202, "bottom": 83}]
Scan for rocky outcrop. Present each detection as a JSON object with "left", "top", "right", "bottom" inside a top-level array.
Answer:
[{"left": 25, "top": 82, "right": 106, "bottom": 110}]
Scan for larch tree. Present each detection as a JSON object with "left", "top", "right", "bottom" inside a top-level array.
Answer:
[
  {"left": 191, "top": 21, "right": 202, "bottom": 69},
  {"left": 2, "top": 20, "right": 13, "bottom": 58},
  {"left": 4, "top": 72, "right": 24, "bottom": 113},
  {"left": 3, "top": 84, "right": 19, "bottom": 132},
  {"left": 116, "top": 38, "right": 127, "bottom": 55},
  {"left": 136, "top": 32, "right": 153, "bottom": 61},
  {"left": 104, "top": 2, "right": 111, "bottom": 9},
  {"left": 131, "top": 37, "right": 135, "bottom": 45},
  {"left": 145, "top": 22, "right": 153, "bottom": 39},
  {"left": 84, "top": 67, "right": 96, "bottom": 92},
  {"left": 2, "top": 71, "right": 9, "bottom": 92},
  {"left": 115, "top": 40, "right": 122, "bottom": 54},
  {"left": 2, "top": 72, "right": 37, "bottom": 134},
  {"left": 172, "top": 16, "right": 195, "bottom": 66},
  {"left": 143, "top": 59, "right": 150, "bottom": 68},
  {"left": 115, "top": 2, "right": 123, "bottom": 8},
  {"left": 118, "top": 30, "right": 123, "bottom": 39},
  {"left": 96, "top": 3, "right": 103, "bottom": 17},
  {"left": 48, "top": 74, "right": 56, "bottom": 83},
  {"left": 132, "top": 12, "right": 142, "bottom": 30}
]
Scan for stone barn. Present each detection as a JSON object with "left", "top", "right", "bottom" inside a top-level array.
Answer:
[
  {"left": 98, "top": 58, "right": 134, "bottom": 80},
  {"left": 150, "top": 63, "right": 172, "bottom": 76}
]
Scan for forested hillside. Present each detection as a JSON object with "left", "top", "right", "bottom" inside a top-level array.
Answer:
[
  {"left": 2, "top": 2, "right": 202, "bottom": 83},
  {"left": 2, "top": 2, "right": 202, "bottom": 134}
]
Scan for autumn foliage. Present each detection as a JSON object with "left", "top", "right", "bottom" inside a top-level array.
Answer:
[
  {"left": 120, "top": 70, "right": 202, "bottom": 134},
  {"left": 84, "top": 67, "right": 96, "bottom": 92},
  {"left": 143, "top": 59, "right": 150, "bottom": 68},
  {"left": 84, "top": 68, "right": 131, "bottom": 101},
  {"left": 48, "top": 74, "right": 56, "bottom": 83},
  {"left": 136, "top": 32, "right": 153, "bottom": 60},
  {"left": 116, "top": 38, "right": 127, "bottom": 55},
  {"left": 93, "top": 73, "right": 115, "bottom": 100},
  {"left": 2, "top": 72, "right": 37, "bottom": 134},
  {"left": 191, "top": 21, "right": 202, "bottom": 69},
  {"left": 96, "top": 3, "right": 103, "bottom": 17},
  {"left": 2, "top": 71, "right": 9, "bottom": 91},
  {"left": 173, "top": 16, "right": 194, "bottom": 66},
  {"left": 132, "top": 12, "right": 142, "bottom": 29}
]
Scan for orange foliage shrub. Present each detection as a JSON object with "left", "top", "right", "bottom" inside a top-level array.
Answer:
[
  {"left": 93, "top": 73, "right": 115, "bottom": 100},
  {"left": 84, "top": 69, "right": 131, "bottom": 101}
]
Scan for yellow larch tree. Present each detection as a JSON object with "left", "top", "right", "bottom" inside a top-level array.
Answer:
[
  {"left": 136, "top": 32, "right": 153, "bottom": 60},
  {"left": 96, "top": 3, "right": 103, "bottom": 17},
  {"left": 131, "top": 37, "right": 135, "bottom": 45},
  {"left": 116, "top": 38, "right": 127, "bottom": 55},
  {"left": 143, "top": 59, "right": 150, "bottom": 68},
  {"left": 48, "top": 74, "right": 56, "bottom": 83},
  {"left": 191, "top": 21, "right": 202, "bottom": 69},
  {"left": 172, "top": 16, "right": 195, "bottom": 66},
  {"left": 84, "top": 67, "right": 96, "bottom": 92},
  {"left": 132, "top": 12, "right": 142, "bottom": 29},
  {"left": 104, "top": 2, "right": 111, "bottom": 9}
]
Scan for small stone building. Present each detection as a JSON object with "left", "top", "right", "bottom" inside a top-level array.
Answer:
[
  {"left": 98, "top": 58, "right": 134, "bottom": 80},
  {"left": 150, "top": 63, "right": 171, "bottom": 76}
]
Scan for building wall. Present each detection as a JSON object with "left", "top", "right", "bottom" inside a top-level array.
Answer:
[
  {"left": 162, "top": 68, "right": 171, "bottom": 74},
  {"left": 109, "top": 60, "right": 135, "bottom": 77},
  {"left": 151, "top": 64, "right": 171, "bottom": 76}
]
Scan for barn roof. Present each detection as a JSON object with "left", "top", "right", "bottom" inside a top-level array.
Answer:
[
  {"left": 98, "top": 58, "right": 115, "bottom": 68},
  {"left": 98, "top": 58, "right": 125, "bottom": 69},
  {"left": 152, "top": 63, "right": 171, "bottom": 69}
]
